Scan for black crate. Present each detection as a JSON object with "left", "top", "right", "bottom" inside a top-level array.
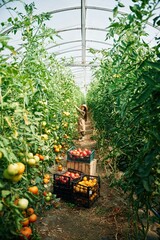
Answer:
[
  {"left": 72, "top": 175, "right": 100, "bottom": 208},
  {"left": 53, "top": 185, "right": 74, "bottom": 203},
  {"left": 54, "top": 168, "right": 84, "bottom": 188},
  {"left": 67, "top": 146, "right": 95, "bottom": 163},
  {"left": 74, "top": 191, "right": 100, "bottom": 208}
]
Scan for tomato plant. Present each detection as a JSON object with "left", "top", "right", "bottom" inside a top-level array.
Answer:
[
  {"left": 87, "top": 0, "right": 160, "bottom": 239},
  {"left": 0, "top": 2, "right": 84, "bottom": 239}
]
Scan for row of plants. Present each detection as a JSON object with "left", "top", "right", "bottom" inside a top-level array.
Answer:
[
  {"left": 87, "top": 0, "right": 160, "bottom": 239},
  {"left": 0, "top": 2, "right": 84, "bottom": 239}
]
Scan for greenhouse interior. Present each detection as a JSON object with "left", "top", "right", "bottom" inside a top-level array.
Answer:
[{"left": 0, "top": 0, "right": 160, "bottom": 239}]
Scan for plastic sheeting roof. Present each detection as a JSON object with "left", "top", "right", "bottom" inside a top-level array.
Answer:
[{"left": 1, "top": 0, "right": 160, "bottom": 94}]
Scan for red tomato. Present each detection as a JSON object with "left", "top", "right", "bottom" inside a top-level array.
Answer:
[
  {"left": 20, "top": 226, "right": 32, "bottom": 240},
  {"left": 82, "top": 151, "right": 87, "bottom": 157},
  {"left": 43, "top": 191, "right": 47, "bottom": 196},
  {"left": 86, "top": 150, "right": 92, "bottom": 155}
]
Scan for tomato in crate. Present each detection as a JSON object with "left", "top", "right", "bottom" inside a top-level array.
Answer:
[
  {"left": 67, "top": 146, "right": 95, "bottom": 163},
  {"left": 54, "top": 168, "right": 84, "bottom": 187},
  {"left": 53, "top": 168, "right": 84, "bottom": 203}
]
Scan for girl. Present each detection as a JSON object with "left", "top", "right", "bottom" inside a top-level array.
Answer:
[{"left": 75, "top": 104, "right": 88, "bottom": 141}]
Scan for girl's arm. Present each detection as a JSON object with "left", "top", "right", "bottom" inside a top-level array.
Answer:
[{"left": 75, "top": 105, "right": 85, "bottom": 116}]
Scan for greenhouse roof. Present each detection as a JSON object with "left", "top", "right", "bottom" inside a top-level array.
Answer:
[{"left": 0, "top": 0, "right": 160, "bottom": 94}]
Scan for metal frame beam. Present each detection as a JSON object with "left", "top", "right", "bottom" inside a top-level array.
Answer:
[
  {"left": 56, "top": 27, "right": 108, "bottom": 33},
  {"left": 46, "top": 39, "right": 112, "bottom": 49},
  {"left": 55, "top": 48, "right": 86, "bottom": 55},
  {"left": 14, "top": 39, "right": 112, "bottom": 53},
  {"left": 55, "top": 56, "right": 94, "bottom": 60},
  {"left": 66, "top": 64, "right": 99, "bottom": 67},
  {"left": 2, "top": 5, "right": 159, "bottom": 35}
]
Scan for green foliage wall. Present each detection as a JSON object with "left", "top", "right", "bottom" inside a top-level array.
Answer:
[{"left": 87, "top": 0, "right": 160, "bottom": 238}]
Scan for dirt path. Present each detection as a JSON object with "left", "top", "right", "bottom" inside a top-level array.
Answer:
[{"left": 35, "top": 116, "right": 160, "bottom": 240}]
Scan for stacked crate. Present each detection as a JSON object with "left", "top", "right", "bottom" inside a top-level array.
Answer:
[
  {"left": 53, "top": 169, "right": 100, "bottom": 208},
  {"left": 66, "top": 146, "right": 97, "bottom": 176},
  {"left": 53, "top": 146, "right": 100, "bottom": 208}
]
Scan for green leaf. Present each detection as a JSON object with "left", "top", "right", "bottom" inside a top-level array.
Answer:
[
  {"left": 30, "top": 125, "right": 35, "bottom": 134},
  {"left": 130, "top": 4, "right": 140, "bottom": 13},
  {"left": 35, "top": 176, "right": 42, "bottom": 184},
  {"left": 118, "top": 2, "right": 125, "bottom": 7},
  {"left": 145, "top": 61, "right": 160, "bottom": 71},
  {"left": 7, "top": 17, "right": 12, "bottom": 23},
  {"left": 155, "top": 180, "right": 160, "bottom": 186},
  {"left": 0, "top": 136, "right": 9, "bottom": 145},
  {"left": 9, "top": 152, "right": 18, "bottom": 161},
  {"left": 34, "top": 112, "right": 43, "bottom": 116},
  {"left": 136, "top": 86, "right": 152, "bottom": 104},
  {"left": 0, "top": 182, "right": 5, "bottom": 189},
  {"left": 143, "top": 75, "right": 155, "bottom": 86},
  {"left": 24, "top": 95, "right": 29, "bottom": 105},
  {"left": 2, "top": 190, "right": 11, "bottom": 198},
  {"left": 113, "top": 6, "right": 118, "bottom": 18},
  {"left": 157, "top": 169, "right": 160, "bottom": 174},
  {"left": 0, "top": 148, "right": 9, "bottom": 159},
  {"left": 110, "top": 22, "right": 121, "bottom": 28},
  {"left": 142, "top": 179, "right": 151, "bottom": 192},
  {"left": 153, "top": 16, "right": 160, "bottom": 27}
]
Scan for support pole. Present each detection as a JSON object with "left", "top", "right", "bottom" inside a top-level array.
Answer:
[{"left": 81, "top": 0, "right": 87, "bottom": 94}]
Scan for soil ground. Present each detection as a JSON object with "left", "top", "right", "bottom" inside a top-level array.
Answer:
[{"left": 35, "top": 116, "right": 160, "bottom": 240}]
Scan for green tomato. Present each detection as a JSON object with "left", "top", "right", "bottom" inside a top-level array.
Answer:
[
  {"left": 41, "top": 134, "right": 48, "bottom": 141},
  {"left": 7, "top": 163, "right": 19, "bottom": 176},
  {"left": 27, "top": 158, "right": 36, "bottom": 166},
  {"left": 17, "top": 152, "right": 24, "bottom": 157},
  {"left": 45, "top": 196, "right": 51, "bottom": 202},
  {"left": 3, "top": 169, "right": 12, "bottom": 180},
  {"left": 42, "top": 121, "right": 47, "bottom": 127},
  {"left": 47, "top": 192, "right": 52, "bottom": 197},
  {"left": 27, "top": 152, "right": 34, "bottom": 159},
  {"left": 34, "top": 155, "right": 40, "bottom": 163}
]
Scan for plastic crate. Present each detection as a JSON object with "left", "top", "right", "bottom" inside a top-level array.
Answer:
[
  {"left": 53, "top": 185, "right": 74, "bottom": 203},
  {"left": 67, "top": 146, "right": 95, "bottom": 163},
  {"left": 53, "top": 168, "right": 84, "bottom": 188},
  {"left": 74, "top": 192, "right": 100, "bottom": 208},
  {"left": 72, "top": 175, "right": 100, "bottom": 208}
]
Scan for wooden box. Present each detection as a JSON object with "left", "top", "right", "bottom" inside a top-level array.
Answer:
[{"left": 67, "top": 159, "right": 97, "bottom": 176}]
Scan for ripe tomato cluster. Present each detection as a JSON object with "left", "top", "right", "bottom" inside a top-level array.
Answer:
[
  {"left": 69, "top": 148, "right": 92, "bottom": 158},
  {"left": 19, "top": 207, "right": 37, "bottom": 239},
  {"left": 55, "top": 170, "right": 81, "bottom": 184}
]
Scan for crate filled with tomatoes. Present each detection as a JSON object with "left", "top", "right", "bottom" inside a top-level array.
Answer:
[
  {"left": 53, "top": 168, "right": 84, "bottom": 187},
  {"left": 67, "top": 146, "right": 95, "bottom": 163},
  {"left": 72, "top": 175, "right": 100, "bottom": 208},
  {"left": 53, "top": 168, "right": 83, "bottom": 202}
]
